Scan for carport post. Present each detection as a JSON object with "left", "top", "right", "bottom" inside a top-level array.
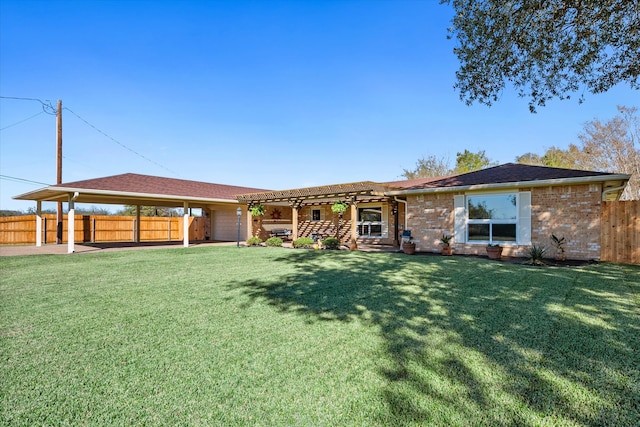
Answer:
[
  {"left": 135, "top": 205, "right": 141, "bottom": 243},
  {"left": 67, "top": 193, "right": 77, "bottom": 253},
  {"left": 35, "top": 201, "right": 42, "bottom": 247},
  {"left": 183, "top": 202, "right": 189, "bottom": 247}
]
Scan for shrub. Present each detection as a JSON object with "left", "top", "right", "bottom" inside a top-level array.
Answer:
[
  {"left": 526, "top": 244, "right": 547, "bottom": 265},
  {"left": 293, "top": 237, "right": 315, "bottom": 249},
  {"left": 322, "top": 237, "right": 341, "bottom": 250},
  {"left": 246, "top": 237, "right": 262, "bottom": 246},
  {"left": 265, "top": 237, "right": 283, "bottom": 247}
]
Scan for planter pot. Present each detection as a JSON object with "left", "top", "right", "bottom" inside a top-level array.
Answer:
[
  {"left": 441, "top": 245, "right": 453, "bottom": 256},
  {"left": 486, "top": 246, "right": 503, "bottom": 259},
  {"left": 349, "top": 240, "right": 358, "bottom": 251},
  {"left": 402, "top": 243, "right": 416, "bottom": 255}
]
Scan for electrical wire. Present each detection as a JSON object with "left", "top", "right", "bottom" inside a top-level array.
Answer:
[
  {"left": 0, "top": 96, "right": 57, "bottom": 115},
  {"left": 63, "top": 107, "right": 179, "bottom": 176},
  {"left": 0, "top": 111, "right": 45, "bottom": 131},
  {"left": 0, "top": 175, "right": 50, "bottom": 186}
]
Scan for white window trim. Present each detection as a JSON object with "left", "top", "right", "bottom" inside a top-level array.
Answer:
[{"left": 456, "top": 191, "right": 531, "bottom": 245}]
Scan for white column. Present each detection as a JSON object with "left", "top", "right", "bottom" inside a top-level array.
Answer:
[
  {"left": 35, "top": 201, "right": 42, "bottom": 247},
  {"left": 67, "top": 195, "right": 75, "bottom": 253},
  {"left": 183, "top": 202, "right": 189, "bottom": 247}
]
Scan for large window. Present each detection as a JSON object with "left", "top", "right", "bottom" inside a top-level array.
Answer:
[
  {"left": 467, "top": 194, "right": 517, "bottom": 243},
  {"left": 357, "top": 207, "right": 382, "bottom": 238}
]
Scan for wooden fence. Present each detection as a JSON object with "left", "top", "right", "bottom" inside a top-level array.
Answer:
[
  {"left": 0, "top": 214, "right": 206, "bottom": 245},
  {"left": 601, "top": 201, "right": 640, "bottom": 264}
]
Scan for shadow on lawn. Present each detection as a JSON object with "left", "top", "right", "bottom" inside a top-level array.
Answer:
[{"left": 233, "top": 250, "right": 640, "bottom": 426}]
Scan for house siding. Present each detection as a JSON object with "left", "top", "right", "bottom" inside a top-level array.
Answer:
[{"left": 406, "top": 183, "right": 603, "bottom": 260}]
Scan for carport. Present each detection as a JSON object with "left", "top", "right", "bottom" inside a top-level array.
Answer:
[{"left": 13, "top": 173, "right": 269, "bottom": 253}]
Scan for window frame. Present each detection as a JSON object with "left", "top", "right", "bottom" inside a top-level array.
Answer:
[
  {"left": 311, "top": 209, "right": 321, "bottom": 221},
  {"left": 356, "top": 204, "right": 388, "bottom": 239},
  {"left": 465, "top": 192, "right": 519, "bottom": 245}
]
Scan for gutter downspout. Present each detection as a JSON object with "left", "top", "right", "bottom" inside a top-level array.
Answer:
[
  {"left": 602, "top": 185, "right": 627, "bottom": 201},
  {"left": 395, "top": 197, "right": 408, "bottom": 230}
]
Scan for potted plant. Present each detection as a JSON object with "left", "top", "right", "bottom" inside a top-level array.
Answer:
[
  {"left": 402, "top": 237, "right": 416, "bottom": 255},
  {"left": 486, "top": 243, "right": 503, "bottom": 259},
  {"left": 550, "top": 234, "right": 566, "bottom": 261},
  {"left": 440, "top": 234, "right": 453, "bottom": 256},
  {"left": 331, "top": 201, "right": 349, "bottom": 240}
]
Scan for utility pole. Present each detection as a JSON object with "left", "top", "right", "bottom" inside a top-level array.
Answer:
[{"left": 56, "top": 99, "right": 63, "bottom": 244}]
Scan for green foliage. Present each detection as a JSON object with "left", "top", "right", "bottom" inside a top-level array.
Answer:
[
  {"left": 118, "top": 205, "right": 178, "bottom": 217},
  {"left": 444, "top": 0, "right": 640, "bottom": 112},
  {"left": 550, "top": 234, "right": 566, "bottom": 253},
  {"left": 250, "top": 204, "right": 265, "bottom": 217},
  {"left": 246, "top": 236, "right": 263, "bottom": 246},
  {"left": 526, "top": 244, "right": 548, "bottom": 266},
  {"left": 402, "top": 154, "right": 451, "bottom": 179},
  {"left": 454, "top": 149, "right": 496, "bottom": 173},
  {"left": 293, "top": 237, "right": 315, "bottom": 249},
  {"left": 331, "top": 201, "right": 348, "bottom": 214},
  {"left": 322, "top": 237, "right": 341, "bottom": 250},
  {"left": 264, "top": 237, "right": 283, "bottom": 247},
  {"left": 440, "top": 234, "right": 452, "bottom": 246}
]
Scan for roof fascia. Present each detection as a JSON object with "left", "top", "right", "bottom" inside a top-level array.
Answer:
[
  {"left": 385, "top": 174, "right": 631, "bottom": 196},
  {"left": 14, "top": 186, "right": 239, "bottom": 204}
]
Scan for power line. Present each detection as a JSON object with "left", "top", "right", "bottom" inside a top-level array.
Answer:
[
  {"left": 63, "top": 106, "right": 179, "bottom": 176},
  {"left": 0, "top": 96, "right": 57, "bottom": 115},
  {"left": 0, "top": 111, "right": 45, "bottom": 131},
  {"left": 0, "top": 175, "right": 50, "bottom": 186}
]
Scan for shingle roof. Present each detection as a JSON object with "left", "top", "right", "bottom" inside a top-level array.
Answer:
[
  {"left": 385, "top": 163, "right": 623, "bottom": 191},
  {"left": 57, "top": 173, "right": 271, "bottom": 200}
]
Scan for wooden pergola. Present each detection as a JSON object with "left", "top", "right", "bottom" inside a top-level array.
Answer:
[{"left": 236, "top": 181, "right": 398, "bottom": 243}]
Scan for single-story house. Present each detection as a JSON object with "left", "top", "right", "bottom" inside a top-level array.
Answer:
[
  {"left": 236, "top": 163, "right": 630, "bottom": 260},
  {"left": 14, "top": 163, "right": 631, "bottom": 260}
]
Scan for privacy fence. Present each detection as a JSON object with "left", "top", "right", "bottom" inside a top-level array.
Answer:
[
  {"left": 600, "top": 201, "right": 640, "bottom": 264},
  {"left": 0, "top": 214, "right": 206, "bottom": 245}
]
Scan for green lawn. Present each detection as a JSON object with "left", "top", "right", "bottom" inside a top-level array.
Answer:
[{"left": 1, "top": 247, "right": 639, "bottom": 426}]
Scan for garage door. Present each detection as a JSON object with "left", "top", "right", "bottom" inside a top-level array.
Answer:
[{"left": 212, "top": 206, "right": 246, "bottom": 241}]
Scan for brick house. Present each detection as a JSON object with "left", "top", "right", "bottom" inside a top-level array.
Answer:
[
  {"left": 238, "top": 163, "right": 630, "bottom": 260},
  {"left": 13, "top": 164, "right": 631, "bottom": 260}
]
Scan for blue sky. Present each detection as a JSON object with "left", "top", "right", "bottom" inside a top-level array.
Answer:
[{"left": 1, "top": 0, "right": 637, "bottom": 212}]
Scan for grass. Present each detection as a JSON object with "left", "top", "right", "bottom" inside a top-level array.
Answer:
[{"left": 1, "top": 247, "right": 639, "bottom": 426}]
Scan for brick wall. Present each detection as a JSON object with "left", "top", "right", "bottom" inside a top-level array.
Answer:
[
  {"left": 530, "top": 184, "right": 602, "bottom": 260},
  {"left": 405, "top": 193, "right": 455, "bottom": 253},
  {"left": 406, "top": 184, "right": 603, "bottom": 260}
]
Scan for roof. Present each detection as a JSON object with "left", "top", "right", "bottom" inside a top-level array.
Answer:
[
  {"left": 14, "top": 164, "right": 631, "bottom": 207},
  {"left": 385, "top": 163, "right": 630, "bottom": 199},
  {"left": 14, "top": 173, "right": 270, "bottom": 207},
  {"left": 236, "top": 181, "right": 389, "bottom": 205}
]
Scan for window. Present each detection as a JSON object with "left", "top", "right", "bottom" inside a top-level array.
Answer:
[
  {"left": 467, "top": 194, "right": 517, "bottom": 244},
  {"left": 357, "top": 207, "right": 382, "bottom": 237},
  {"left": 312, "top": 209, "right": 321, "bottom": 221}
]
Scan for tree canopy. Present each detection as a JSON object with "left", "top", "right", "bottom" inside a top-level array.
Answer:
[
  {"left": 443, "top": 0, "right": 640, "bottom": 112},
  {"left": 402, "top": 150, "right": 495, "bottom": 179},
  {"left": 515, "top": 106, "right": 639, "bottom": 199}
]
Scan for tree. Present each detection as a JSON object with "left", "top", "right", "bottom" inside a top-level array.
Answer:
[
  {"left": 453, "top": 149, "right": 496, "bottom": 173},
  {"left": 515, "top": 106, "right": 640, "bottom": 199},
  {"left": 118, "top": 206, "right": 178, "bottom": 216},
  {"left": 402, "top": 154, "right": 452, "bottom": 179},
  {"left": 576, "top": 106, "right": 640, "bottom": 200},
  {"left": 443, "top": 0, "right": 640, "bottom": 112}
]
